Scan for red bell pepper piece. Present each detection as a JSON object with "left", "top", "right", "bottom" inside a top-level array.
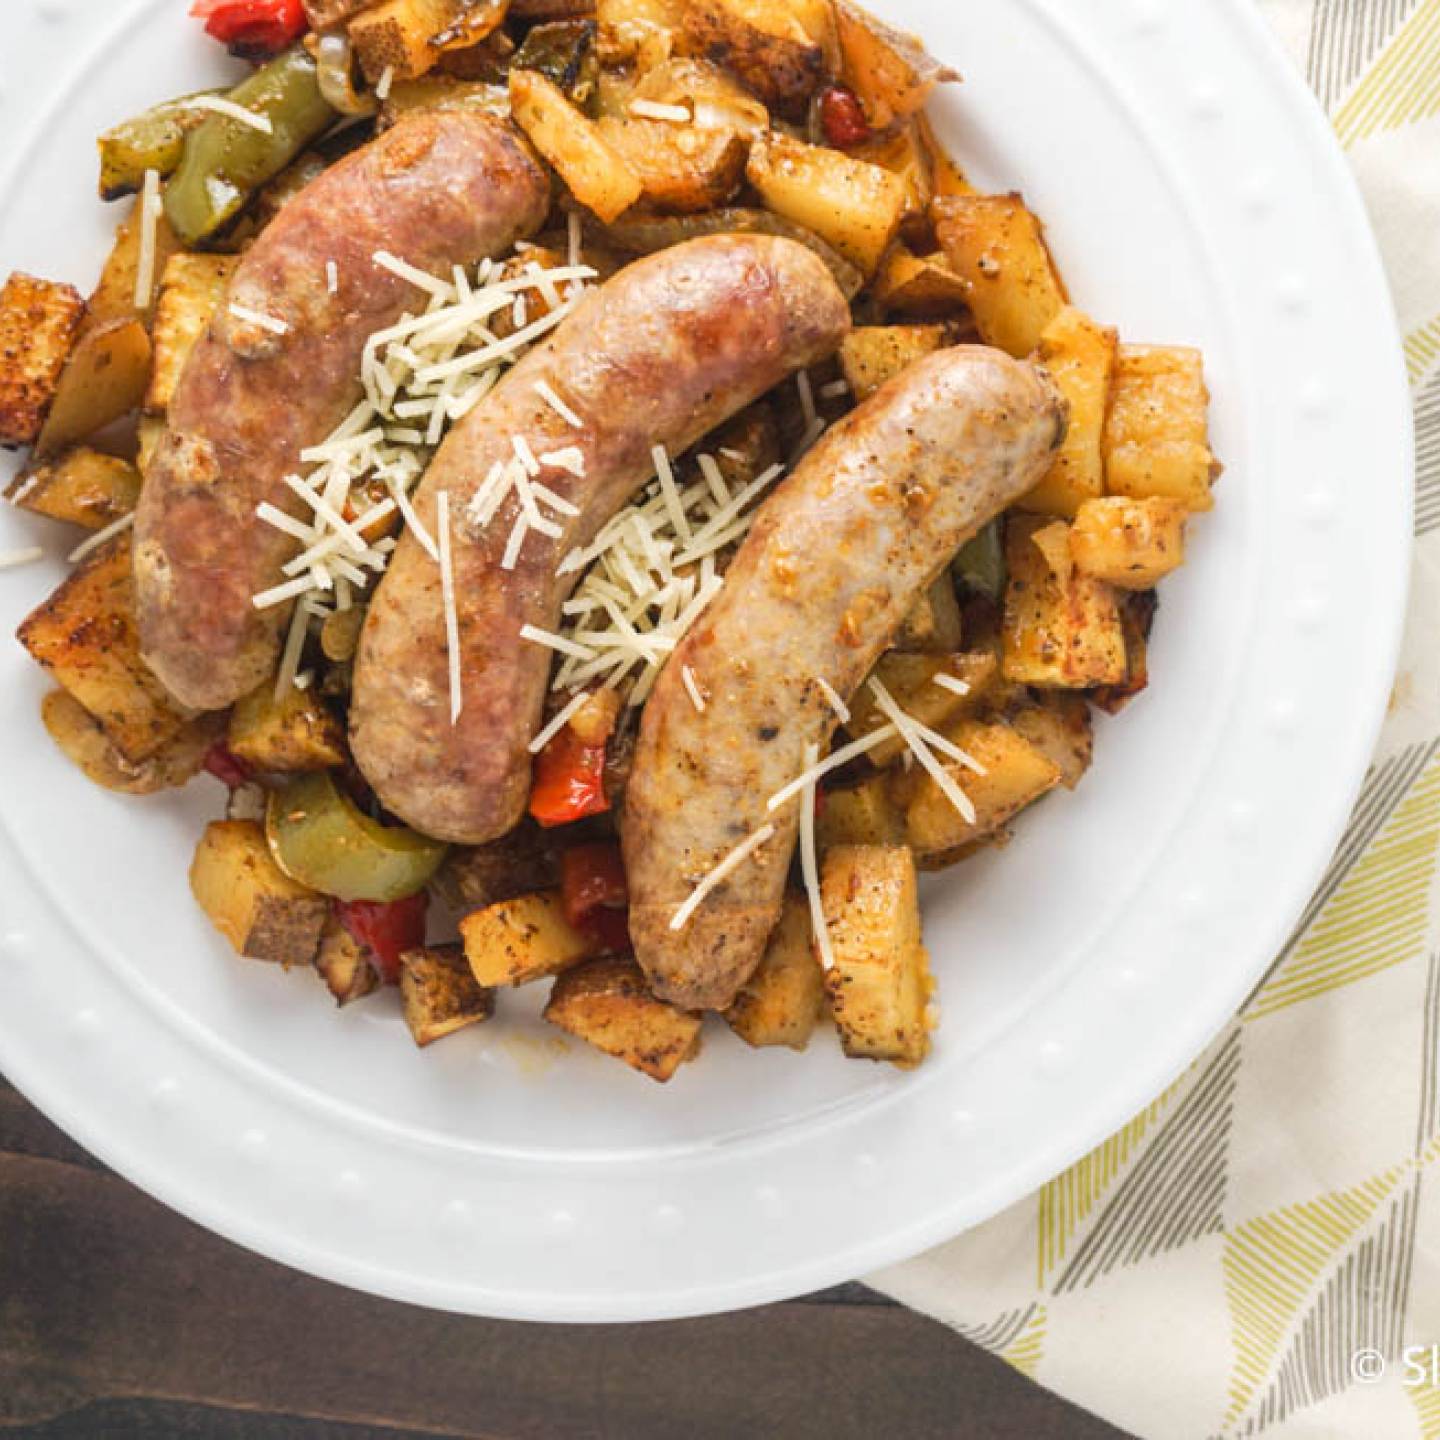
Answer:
[
  {"left": 529, "top": 725, "right": 610, "bottom": 828},
  {"left": 560, "top": 843, "right": 630, "bottom": 952},
  {"left": 190, "top": 0, "right": 307, "bottom": 56},
  {"left": 203, "top": 740, "right": 253, "bottom": 790},
  {"left": 336, "top": 893, "right": 429, "bottom": 985},
  {"left": 817, "top": 86, "right": 871, "bottom": 149}
]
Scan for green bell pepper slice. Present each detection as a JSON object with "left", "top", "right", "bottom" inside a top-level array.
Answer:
[{"left": 954, "top": 519, "right": 1007, "bottom": 603}]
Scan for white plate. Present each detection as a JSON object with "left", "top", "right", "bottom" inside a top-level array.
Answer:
[{"left": 0, "top": 0, "right": 1411, "bottom": 1322}]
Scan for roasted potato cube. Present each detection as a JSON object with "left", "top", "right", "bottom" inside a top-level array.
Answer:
[
  {"left": 136, "top": 415, "right": 166, "bottom": 480},
  {"left": 1070, "top": 496, "right": 1188, "bottom": 589},
  {"left": 852, "top": 120, "right": 933, "bottom": 241},
  {"left": 747, "top": 133, "right": 907, "bottom": 276},
  {"left": 916, "top": 114, "right": 973, "bottom": 198},
  {"left": 816, "top": 772, "right": 903, "bottom": 850},
  {"left": 838, "top": 323, "right": 952, "bottom": 403},
  {"left": 510, "top": 69, "right": 644, "bottom": 222},
  {"left": 1104, "top": 344, "right": 1218, "bottom": 511},
  {"left": 190, "top": 820, "right": 330, "bottom": 966},
  {"left": 40, "top": 689, "right": 221, "bottom": 796},
  {"left": 314, "top": 914, "right": 381, "bottom": 1007},
  {"left": 87, "top": 196, "right": 182, "bottom": 328},
  {"left": 1019, "top": 306, "right": 1117, "bottom": 517},
  {"left": 820, "top": 845, "right": 933, "bottom": 1068},
  {"left": 0, "top": 273, "right": 85, "bottom": 447},
  {"left": 903, "top": 718, "right": 1062, "bottom": 856},
  {"left": 597, "top": 0, "right": 685, "bottom": 64},
  {"left": 873, "top": 246, "right": 970, "bottom": 321},
  {"left": 401, "top": 944, "right": 497, "bottom": 1046},
  {"left": 1001, "top": 515, "right": 1127, "bottom": 689},
  {"left": 594, "top": 116, "right": 748, "bottom": 212},
  {"left": 894, "top": 575, "right": 963, "bottom": 654},
  {"left": 629, "top": 56, "right": 770, "bottom": 135},
  {"left": 682, "top": 0, "right": 836, "bottom": 119},
  {"left": 460, "top": 890, "right": 600, "bottom": 987},
  {"left": 545, "top": 957, "right": 702, "bottom": 1081},
  {"left": 1092, "top": 590, "right": 1157, "bottom": 716},
  {"left": 17, "top": 536, "right": 190, "bottom": 763},
  {"left": 724, "top": 893, "right": 826, "bottom": 1050},
  {"left": 227, "top": 682, "right": 348, "bottom": 774},
  {"left": 933, "top": 193, "right": 1067, "bottom": 359},
  {"left": 145, "top": 254, "right": 237, "bottom": 416},
  {"left": 349, "top": 0, "right": 500, "bottom": 83},
  {"left": 845, "top": 649, "right": 997, "bottom": 767},
  {"left": 6, "top": 449, "right": 141, "bottom": 531},
  {"left": 436, "top": 824, "right": 560, "bottom": 908},
  {"left": 1010, "top": 693, "right": 1093, "bottom": 790},
  {"left": 834, "top": 0, "right": 957, "bottom": 130},
  {"left": 35, "top": 318, "right": 153, "bottom": 458}
]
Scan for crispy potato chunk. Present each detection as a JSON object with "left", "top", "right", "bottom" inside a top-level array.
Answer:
[
  {"left": 916, "top": 113, "right": 973, "bottom": 198},
  {"left": 1104, "top": 345, "right": 1218, "bottom": 511},
  {"left": 1019, "top": 306, "right": 1117, "bottom": 518},
  {"left": 146, "top": 254, "right": 237, "bottom": 416},
  {"left": 1001, "top": 515, "right": 1127, "bottom": 689},
  {"left": 852, "top": 120, "right": 933, "bottom": 241},
  {"left": 35, "top": 319, "right": 152, "bottom": 458},
  {"left": 1091, "top": 590, "right": 1157, "bottom": 716},
  {"left": 1071, "top": 496, "right": 1188, "bottom": 589},
  {"left": 510, "top": 69, "right": 643, "bottom": 222},
  {"left": 820, "top": 845, "right": 934, "bottom": 1068},
  {"left": 933, "top": 193, "right": 1067, "bottom": 359},
  {"left": 228, "top": 683, "right": 348, "bottom": 774},
  {"left": 401, "top": 944, "right": 497, "bottom": 1047},
  {"left": 834, "top": 0, "right": 957, "bottom": 130},
  {"left": 436, "top": 824, "right": 560, "bottom": 908},
  {"left": 350, "top": 0, "right": 502, "bottom": 83},
  {"left": 873, "top": 246, "right": 970, "bottom": 321},
  {"left": 724, "top": 893, "right": 826, "bottom": 1051},
  {"left": 747, "top": 133, "right": 907, "bottom": 276},
  {"left": 682, "top": 0, "right": 837, "bottom": 119},
  {"left": 6, "top": 449, "right": 141, "bottom": 531},
  {"left": 88, "top": 196, "right": 182, "bottom": 328},
  {"left": 594, "top": 116, "right": 748, "bottom": 212},
  {"left": 0, "top": 273, "right": 85, "bottom": 448},
  {"left": 1010, "top": 694, "right": 1093, "bottom": 790},
  {"left": 17, "top": 536, "right": 191, "bottom": 763},
  {"left": 845, "top": 649, "right": 998, "bottom": 767},
  {"left": 314, "top": 914, "right": 381, "bottom": 1007},
  {"left": 460, "top": 889, "right": 601, "bottom": 987},
  {"left": 545, "top": 957, "right": 702, "bottom": 1081},
  {"left": 190, "top": 820, "right": 330, "bottom": 966},
  {"left": 816, "top": 773, "right": 903, "bottom": 850},
  {"left": 41, "top": 689, "right": 221, "bottom": 796},
  {"left": 838, "top": 323, "right": 952, "bottom": 403},
  {"left": 903, "top": 719, "right": 1062, "bottom": 857},
  {"left": 893, "top": 575, "right": 964, "bottom": 654}
]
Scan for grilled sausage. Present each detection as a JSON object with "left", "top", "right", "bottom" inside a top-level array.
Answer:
[
  {"left": 134, "top": 111, "right": 549, "bottom": 711},
  {"left": 623, "top": 347, "right": 1067, "bottom": 1011},
  {"left": 350, "top": 235, "right": 852, "bottom": 844}
]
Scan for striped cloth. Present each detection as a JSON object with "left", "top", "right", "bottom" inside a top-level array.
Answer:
[{"left": 868, "top": 5, "right": 1440, "bottom": 1436}]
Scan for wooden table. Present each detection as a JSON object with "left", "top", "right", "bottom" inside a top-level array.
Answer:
[{"left": 0, "top": 1073, "right": 1127, "bottom": 1438}]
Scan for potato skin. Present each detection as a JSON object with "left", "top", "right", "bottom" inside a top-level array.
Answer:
[
  {"left": 0, "top": 272, "right": 85, "bottom": 448},
  {"left": 682, "top": 0, "right": 836, "bottom": 119},
  {"left": 401, "top": 944, "right": 496, "bottom": 1047}
]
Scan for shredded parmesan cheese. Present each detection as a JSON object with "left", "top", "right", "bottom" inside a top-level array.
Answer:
[
  {"left": 815, "top": 676, "right": 850, "bottom": 724},
  {"left": 798, "top": 742, "right": 834, "bottom": 972},
  {"left": 528, "top": 689, "right": 591, "bottom": 755},
  {"left": 765, "top": 724, "right": 900, "bottom": 814},
  {"left": 535, "top": 379, "right": 583, "bottom": 430},
  {"left": 0, "top": 546, "right": 44, "bottom": 571},
  {"left": 133, "top": 169, "right": 162, "bottom": 311},
  {"left": 375, "top": 64, "right": 395, "bottom": 101},
  {"left": 819, "top": 379, "right": 850, "bottom": 401},
  {"left": 229, "top": 303, "right": 290, "bottom": 336},
  {"left": 326, "top": 260, "right": 339, "bottom": 295},
  {"left": 932, "top": 673, "right": 972, "bottom": 697},
  {"left": 629, "top": 98, "right": 691, "bottom": 123},
  {"left": 869, "top": 677, "right": 977, "bottom": 824},
  {"left": 67, "top": 511, "right": 135, "bottom": 565},
  {"left": 190, "top": 94, "right": 275, "bottom": 134},
  {"left": 681, "top": 665, "right": 706, "bottom": 713},
  {"left": 274, "top": 590, "right": 310, "bottom": 701},
  {"left": 670, "top": 824, "right": 777, "bottom": 934},
  {"left": 436, "top": 491, "right": 463, "bottom": 724}
]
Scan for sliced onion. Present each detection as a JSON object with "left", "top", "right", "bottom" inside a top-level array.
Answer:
[{"left": 316, "top": 33, "right": 379, "bottom": 117}]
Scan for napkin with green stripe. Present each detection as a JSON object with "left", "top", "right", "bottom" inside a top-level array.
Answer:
[{"left": 869, "top": 4, "right": 1440, "bottom": 1435}]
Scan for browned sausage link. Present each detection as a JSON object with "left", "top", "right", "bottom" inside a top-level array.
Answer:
[
  {"left": 134, "top": 112, "right": 549, "bottom": 711},
  {"left": 350, "top": 235, "right": 852, "bottom": 845},
  {"left": 623, "top": 347, "right": 1067, "bottom": 1012}
]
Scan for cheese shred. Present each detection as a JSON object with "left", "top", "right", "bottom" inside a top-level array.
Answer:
[
  {"left": 670, "top": 824, "right": 777, "bottom": 934},
  {"left": 436, "top": 491, "right": 463, "bottom": 724},
  {"left": 798, "top": 742, "right": 835, "bottom": 972}
]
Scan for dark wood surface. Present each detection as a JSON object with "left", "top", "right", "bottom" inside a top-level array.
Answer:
[{"left": 0, "top": 1074, "right": 1128, "bottom": 1439}]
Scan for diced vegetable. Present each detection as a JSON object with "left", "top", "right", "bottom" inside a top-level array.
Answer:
[
  {"left": 266, "top": 772, "right": 449, "bottom": 902},
  {"left": 559, "top": 842, "right": 631, "bottom": 952},
  {"left": 833, "top": 0, "right": 958, "bottom": 130},
  {"left": 380, "top": 74, "right": 510, "bottom": 126},
  {"left": 816, "top": 84, "right": 870, "bottom": 149},
  {"left": 1091, "top": 590, "right": 1157, "bottom": 716},
  {"left": 747, "top": 132, "right": 907, "bottom": 276},
  {"left": 1010, "top": 694, "right": 1093, "bottom": 791},
  {"left": 192, "top": 0, "right": 309, "bottom": 58},
  {"left": 1103, "top": 345, "right": 1219, "bottom": 511},
  {"left": 509, "top": 69, "right": 643, "bottom": 223},
  {"left": 903, "top": 719, "right": 1062, "bottom": 857},
  {"left": 844, "top": 650, "right": 996, "bottom": 768},
  {"left": 953, "top": 518, "right": 1005, "bottom": 602},
  {"left": 6, "top": 449, "right": 141, "bottom": 531},
  {"left": 682, "top": 0, "right": 838, "bottom": 119},
  {"left": 1070, "top": 496, "right": 1188, "bottom": 589},
  {"left": 529, "top": 719, "right": 612, "bottom": 826},
  {"left": 544, "top": 957, "right": 702, "bottom": 1081},
  {"left": 303, "top": 0, "right": 381, "bottom": 28},
  {"left": 0, "top": 273, "right": 85, "bottom": 448},
  {"left": 313, "top": 911, "right": 382, "bottom": 1006},
  {"left": 851, "top": 119, "right": 933, "bottom": 240},
  {"left": 1001, "top": 514, "right": 1128, "bottom": 689},
  {"left": 145, "top": 254, "right": 238, "bottom": 416},
  {"left": 401, "top": 944, "right": 496, "bottom": 1046},
  {"left": 629, "top": 56, "right": 769, "bottom": 136},
  {"left": 933, "top": 193, "right": 1067, "bottom": 358},
  {"left": 873, "top": 246, "right": 970, "bottom": 321},
  {"left": 190, "top": 820, "right": 330, "bottom": 965},
  {"left": 594, "top": 117, "right": 748, "bottom": 213},
  {"left": 436, "top": 824, "right": 560, "bottom": 908},
  {"left": 34, "top": 319, "right": 152, "bottom": 459},
  {"left": 1018, "top": 306, "right": 1117, "bottom": 517},
  {"left": 838, "top": 323, "right": 952, "bottom": 403},
  {"left": 820, "top": 844, "right": 933, "bottom": 1068},
  {"left": 17, "top": 536, "right": 191, "bottom": 764},
  {"left": 204, "top": 740, "right": 255, "bottom": 789},
  {"left": 461, "top": 889, "right": 601, "bottom": 987},
  {"left": 336, "top": 892, "right": 429, "bottom": 982},
  {"left": 164, "top": 46, "right": 337, "bottom": 247},
  {"left": 41, "top": 689, "right": 223, "bottom": 797},
  {"left": 893, "top": 575, "right": 963, "bottom": 654},
  {"left": 228, "top": 681, "right": 348, "bottom": 773},
  {"left": 815, "top": 773, "right": 903, "bottom": 850},
  {"left": 97, "top": 91, "right": 225, "bottom": 202},
  {"left": 348, "top": 0, "right": 503, "bottom": 83},
  {"left": 724, "top": 893, "right": 826, "bottom": 1050},
  {"left": 512, "top": 18, "right": 600, "bottom": 107}
]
